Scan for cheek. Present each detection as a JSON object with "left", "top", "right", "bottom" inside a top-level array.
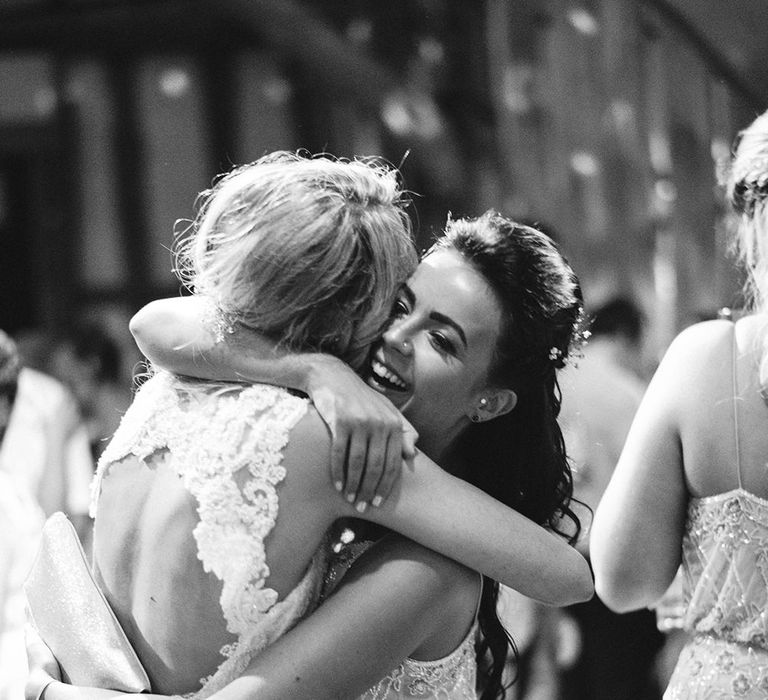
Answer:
[
  {"left": 417, "top": 364, "right": 455, "bottom": 401},
  {"left": 418, "top": 382, "right": 470, "bottom": 421}
]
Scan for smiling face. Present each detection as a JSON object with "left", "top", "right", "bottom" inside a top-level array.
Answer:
[{"left": 367, "top": 248, "right": 506, "bottom": 458}]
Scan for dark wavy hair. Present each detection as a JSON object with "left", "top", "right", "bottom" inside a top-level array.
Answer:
[
  {"left": 430, "top": 211, "right": 585, "bottom": 699},
  {"left": 0, "top": 330, "right": 21, "bottom": 444}
]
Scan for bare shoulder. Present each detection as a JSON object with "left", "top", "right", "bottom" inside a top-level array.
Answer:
[
  {"left": 352, "top": 534, "right": 480, "bottom": 613},
  {"left": 666, "top": 319, "right": 732, "bottom": 362},
  {"left": 360, "top": 535, "right": 481, "bottom": 659},
  {"left": 656, "top": 320, "right": 733, "bottom": 390},
  {"left": 287, "top": 403, "right": 332, "bottom": 448},
  {"left": 280, "top": 404, "right": 335, "bottom": 493},
  {"left": 735, "top": 313, "right": 768, "bottom": 350}
]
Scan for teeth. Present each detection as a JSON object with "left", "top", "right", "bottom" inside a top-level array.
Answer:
[{"left": 371, "top": 359, "right": 407, "bottom": 389}]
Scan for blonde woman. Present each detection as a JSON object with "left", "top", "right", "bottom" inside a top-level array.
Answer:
[
  {"left": 28, "top": 154, "right": 591, "bottom": 700},
  {"left": 592, "top": 110, "right": 768, "bottom": 698}
]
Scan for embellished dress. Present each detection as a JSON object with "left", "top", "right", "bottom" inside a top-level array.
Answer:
[
  {"left": 90, "top": 371, "right": 328, "bottom": 698},
  {"left": 358, "top": 626, "right": 478, "bottom": 700},
  {"left": 325, "top": 542, "right": 480, "bottom": 699},
  {"left": 664, "top": 335, "right": 768, "bottom": 699}
]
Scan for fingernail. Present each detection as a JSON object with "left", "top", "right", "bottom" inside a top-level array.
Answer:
[
  {"left": 372, "top": 495, "right": 383, "bottom": 508},
  {"left": 355, "top": 502, "right": 367, "bottom": 513},
  {"left": 334, "top": 481, "right": 343, "bottom": 492},
  {"left": 346, "top": 493, "right": 355, "bottom": 503}
]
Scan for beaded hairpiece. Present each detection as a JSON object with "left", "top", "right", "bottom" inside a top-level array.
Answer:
[{"left": 201, "top": 296, "right": 238, "bottom": 344}]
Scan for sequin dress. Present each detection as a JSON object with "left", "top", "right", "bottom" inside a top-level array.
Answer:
[
  {"left": 358, "top": 626, "right": 478, "bottom": 700},
  {"left": 91, "top": 371, "right": 328, "bottom": 698},
  {"left": 323, "top": 540, "right": 479, "bottom": 699},
  {"left": 664, "top": 331, "right": 768, "bottom": 699}
]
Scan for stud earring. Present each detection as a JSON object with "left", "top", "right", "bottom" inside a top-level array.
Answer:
[{"left": 479, "top": 397, "right": 488, "bottom": 408}]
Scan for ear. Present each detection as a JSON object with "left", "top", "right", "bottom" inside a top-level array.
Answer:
[{"left": 469, "top": 388, "right": 517, "bottom": 423}]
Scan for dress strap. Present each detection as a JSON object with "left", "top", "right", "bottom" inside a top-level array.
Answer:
[
  {"left": 731, "top": 322, "right": 744, "bottom": 490},
  {"left": 472, "top": 573, "right": 484, "bottom": 623}
]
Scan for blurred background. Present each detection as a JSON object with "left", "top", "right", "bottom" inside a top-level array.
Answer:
[{"left": 1, "top": 0, "right": 767, "bottom": 369}]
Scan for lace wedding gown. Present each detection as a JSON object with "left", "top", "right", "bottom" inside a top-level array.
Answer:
[
  {"left": 92, "top": 370, "right": 477, "bottom": 698},
  {"left": 91, "top": 371, "right": 328, "bottom": 698}
]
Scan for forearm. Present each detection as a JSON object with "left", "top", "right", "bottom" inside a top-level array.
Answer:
[
  {"left": 589, "top": 349, "right": 688, "bottom": 612},
  {"left": 590, "top": 436, "right": 686, "bottom": 611},
  {"left": 37, "top": 682, "right": 167, "bottom": 700},
  {"left": 591, "top": 483, "right": 683, "bottom": 612},
  {"left": 130, "top": 297, "right": 317, "bottom": 391},
  {"left": 367, "top": 453, "right": 594, "bottom": 606}
]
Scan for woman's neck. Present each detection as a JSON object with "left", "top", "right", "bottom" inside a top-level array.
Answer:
[{"left": 417, "top": 423, "right": 468, "bottom": 471}]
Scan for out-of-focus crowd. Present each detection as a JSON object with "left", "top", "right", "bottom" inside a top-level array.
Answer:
[{"left": 0, "top": 323, "right": 134, "bottom": 700}]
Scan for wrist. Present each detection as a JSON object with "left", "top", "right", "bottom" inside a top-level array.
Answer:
[
  {"left": 304, "top": 353, "right": 347, "bottom": 394},
  {"left": 26, "top": 676, "right": 58, "bottom": 700}
]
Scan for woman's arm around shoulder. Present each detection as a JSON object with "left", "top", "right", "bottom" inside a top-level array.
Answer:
[
  {"left": 591, "top": 319, "right": 732, "bottom": 613},
  {"left": 285, "top": 410, "right": 593, "bottom": 606},
  {"left": 362, "top": 450, "right": 593, "bottom": 606},
  {"left": 130, "top": 296, "right": 416, "bottom": 509}
]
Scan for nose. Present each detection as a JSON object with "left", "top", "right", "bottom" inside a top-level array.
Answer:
[{"left": 383, "top": 321, "right": 414, "bottom": 356}]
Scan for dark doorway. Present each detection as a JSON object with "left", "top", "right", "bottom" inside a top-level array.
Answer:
[
  {"left": 0, "top": 151, "right": 38, "bottom": 333},
  {"left": 0, "top": 123, "right": 76, "bottom": 337}
]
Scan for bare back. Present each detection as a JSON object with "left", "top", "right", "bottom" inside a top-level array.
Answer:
[
  {"left": 675, "top": 316, "right": 768, "bottom": 500},
  {"left": 591, "top": 315, "right": 768, "bottom": 613},
  {"left": 91, "top": 372, "right": 340, "bottom": 695}
]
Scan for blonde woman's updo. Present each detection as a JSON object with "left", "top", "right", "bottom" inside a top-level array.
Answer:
[
  {"left": 724, "top": 109, "right": 768, "bottom": 389},
  {"left": 726, "top": 111, "right": 768, "bottom": 310},
  {"left": 174, "top": 151, "right": 418, "bottom": 371}
]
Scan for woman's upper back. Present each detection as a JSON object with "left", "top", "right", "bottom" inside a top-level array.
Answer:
[
  {"left": 667, "top": 316, "right": 768, "bottom": 645},
  {"left": 670, "top": 316, "right": 768, "bottom": 500},
  {"left": 590, "top": 315, "right": 768, "bottom": 614},
  {"left": 91, "top": 372, "right": 338, "bottom": 694}
]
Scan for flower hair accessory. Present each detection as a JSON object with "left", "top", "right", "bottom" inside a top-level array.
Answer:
[{"left": 548, "top": 346, "right": 562, "bottom": 362}]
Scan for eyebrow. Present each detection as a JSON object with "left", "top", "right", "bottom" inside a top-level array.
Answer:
[{"left": 402, "top": 283, "right": 468, "bottom": 349}]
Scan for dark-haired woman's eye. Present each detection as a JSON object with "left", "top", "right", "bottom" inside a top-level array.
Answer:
[
  {"left": 391, "top": 297, "right": 409, "bottom": 319},
  {"left": 430, "top": 332, "right": 456, "bottom": 356}
]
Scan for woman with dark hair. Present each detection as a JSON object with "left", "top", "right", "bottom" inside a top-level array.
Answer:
[
  {"left": 28, "top": 175, "right": 590, "bottom": 698},
  {"left": 62, "top": 211, "right": 583, "bottom": 699}
]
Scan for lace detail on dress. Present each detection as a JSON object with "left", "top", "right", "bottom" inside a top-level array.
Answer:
[
  {"left": 90, "top": 372, "right": 327, "bottom": 698},
  {"left": 359, "top": 625, "right": 477, "bottom": 700},
  {"left": 665, "top": 489, "right": 768, "bottom": 698}
]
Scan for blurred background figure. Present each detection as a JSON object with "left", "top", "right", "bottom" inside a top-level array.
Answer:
[
  {"left": 500, "top": 586, "right": 581, "bottom": 700},
  {"left": 0, "top": 331, "right": 45, "bottom": 700},
  {"left": 558, "top": 295, "right": 664, "bottom": 700},
  {"left": 0, "top": 329, "right": 93, "bottom": 544},
  {"left": 48, "top": 323, "right": 133, "bottom": 460}
]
